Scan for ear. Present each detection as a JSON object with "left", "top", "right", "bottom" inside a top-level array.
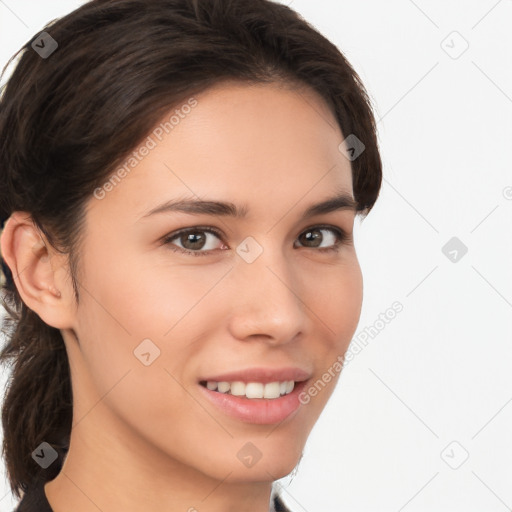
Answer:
[{"left": 0, "top": 211, "right": 76, "bottom": 329}]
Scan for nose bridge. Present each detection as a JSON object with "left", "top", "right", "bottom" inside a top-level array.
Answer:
[{"left": 227, "top": 237, "right": 307, "bottom": 342}]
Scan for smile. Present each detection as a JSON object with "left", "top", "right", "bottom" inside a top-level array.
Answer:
[{"left": 199, "top": 380, "right": 296, "bottom": 399}]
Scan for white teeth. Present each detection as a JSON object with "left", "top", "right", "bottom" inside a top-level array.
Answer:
[
  {"left": 245, "top": 382, "right": 264, "bottom": 398},
  {"left": 230, "top": 381, "right": 246, "bottom": 396},
  {"left": 217, "top": 381, "right": 230, "bottom": 393},
  {"left": 203, "top": 380, "right": 296, "bottom": 399},
  {"left": 263, "top": 382, "right": 281, "bottom": 399}
]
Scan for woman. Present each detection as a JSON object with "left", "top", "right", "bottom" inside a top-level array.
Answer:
[{"left": 0, "top": 0, "right": 382, "bottom": 510}]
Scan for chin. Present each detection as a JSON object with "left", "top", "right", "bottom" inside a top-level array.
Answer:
[
  {"left": 220, "top": 455, "right": 303, "bottom": 484},
  {"left": 203, "top": 437, "right": 306, "bottom": 484}
]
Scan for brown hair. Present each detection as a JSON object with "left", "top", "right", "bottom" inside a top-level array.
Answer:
[{"left": 0, "top": 0, "right": 382, "bottom": 499}]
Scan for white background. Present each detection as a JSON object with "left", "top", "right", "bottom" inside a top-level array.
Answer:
[{"left": 1, "top": 1, "right": 511, "bottom": 511}]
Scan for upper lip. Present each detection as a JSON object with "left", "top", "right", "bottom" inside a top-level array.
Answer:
[{"left": 199, "top": 367, "right": 311, "bottom": 384}]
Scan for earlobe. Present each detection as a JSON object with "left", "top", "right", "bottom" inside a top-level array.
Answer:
[{"left": 0, "top": 211, "right": 73, "bottom": 329}]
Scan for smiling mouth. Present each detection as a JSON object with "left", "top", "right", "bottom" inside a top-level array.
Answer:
[{"left": 199, "top": 380, "right": 296, "bottom": 399}]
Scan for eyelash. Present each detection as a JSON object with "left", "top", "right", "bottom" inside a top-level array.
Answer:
[{"left": 161, "top": 224, "right": 352, "bottom": 257}]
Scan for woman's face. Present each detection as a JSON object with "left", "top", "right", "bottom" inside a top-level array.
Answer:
[{"left": 65, "top": 81, "right": 363, "bottom": 482}]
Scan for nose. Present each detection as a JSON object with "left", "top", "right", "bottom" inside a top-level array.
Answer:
[{"left": 226, "top": 245, "right": 308, "bottom": 346}]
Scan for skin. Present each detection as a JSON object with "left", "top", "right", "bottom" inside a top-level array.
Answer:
[{"left": 1, "top": 81, "right": 363, "bottom": 512}]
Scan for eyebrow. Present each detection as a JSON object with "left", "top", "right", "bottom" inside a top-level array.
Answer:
[{"left": 140, "top": 191, "right": 358, "bottom": 221}]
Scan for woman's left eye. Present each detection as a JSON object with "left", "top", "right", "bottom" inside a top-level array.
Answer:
[{"left": 161, "top": 225, "right": 351, "bottom": 257}]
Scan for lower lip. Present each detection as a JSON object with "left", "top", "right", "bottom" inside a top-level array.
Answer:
[{"left": 198, "top": 380, "right": 309, "bottom": 425}]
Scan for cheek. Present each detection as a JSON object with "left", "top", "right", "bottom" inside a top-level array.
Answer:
[
  {"left": 73, "top": 249, "right": 232, "bottom": 399},
  {"left": 72, "top": 262, "right": 201, "bottom": 448},
  {"left": 299, "top": 256, "right": 362, "bottom": 409},
  {"left": 309, "top": 256, "right": 363, "bottom": 346},
  {"left": 79, "top": 245, "right": 223, "bottom": 342}
]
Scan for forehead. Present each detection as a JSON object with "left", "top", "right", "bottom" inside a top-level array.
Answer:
[{"left": 86, "top": 81, "right": 353, "bottom": 223}]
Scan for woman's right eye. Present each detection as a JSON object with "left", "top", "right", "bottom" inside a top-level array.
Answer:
[{"left": 162, "top": 227, "right": 226, "bottom": 257}]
